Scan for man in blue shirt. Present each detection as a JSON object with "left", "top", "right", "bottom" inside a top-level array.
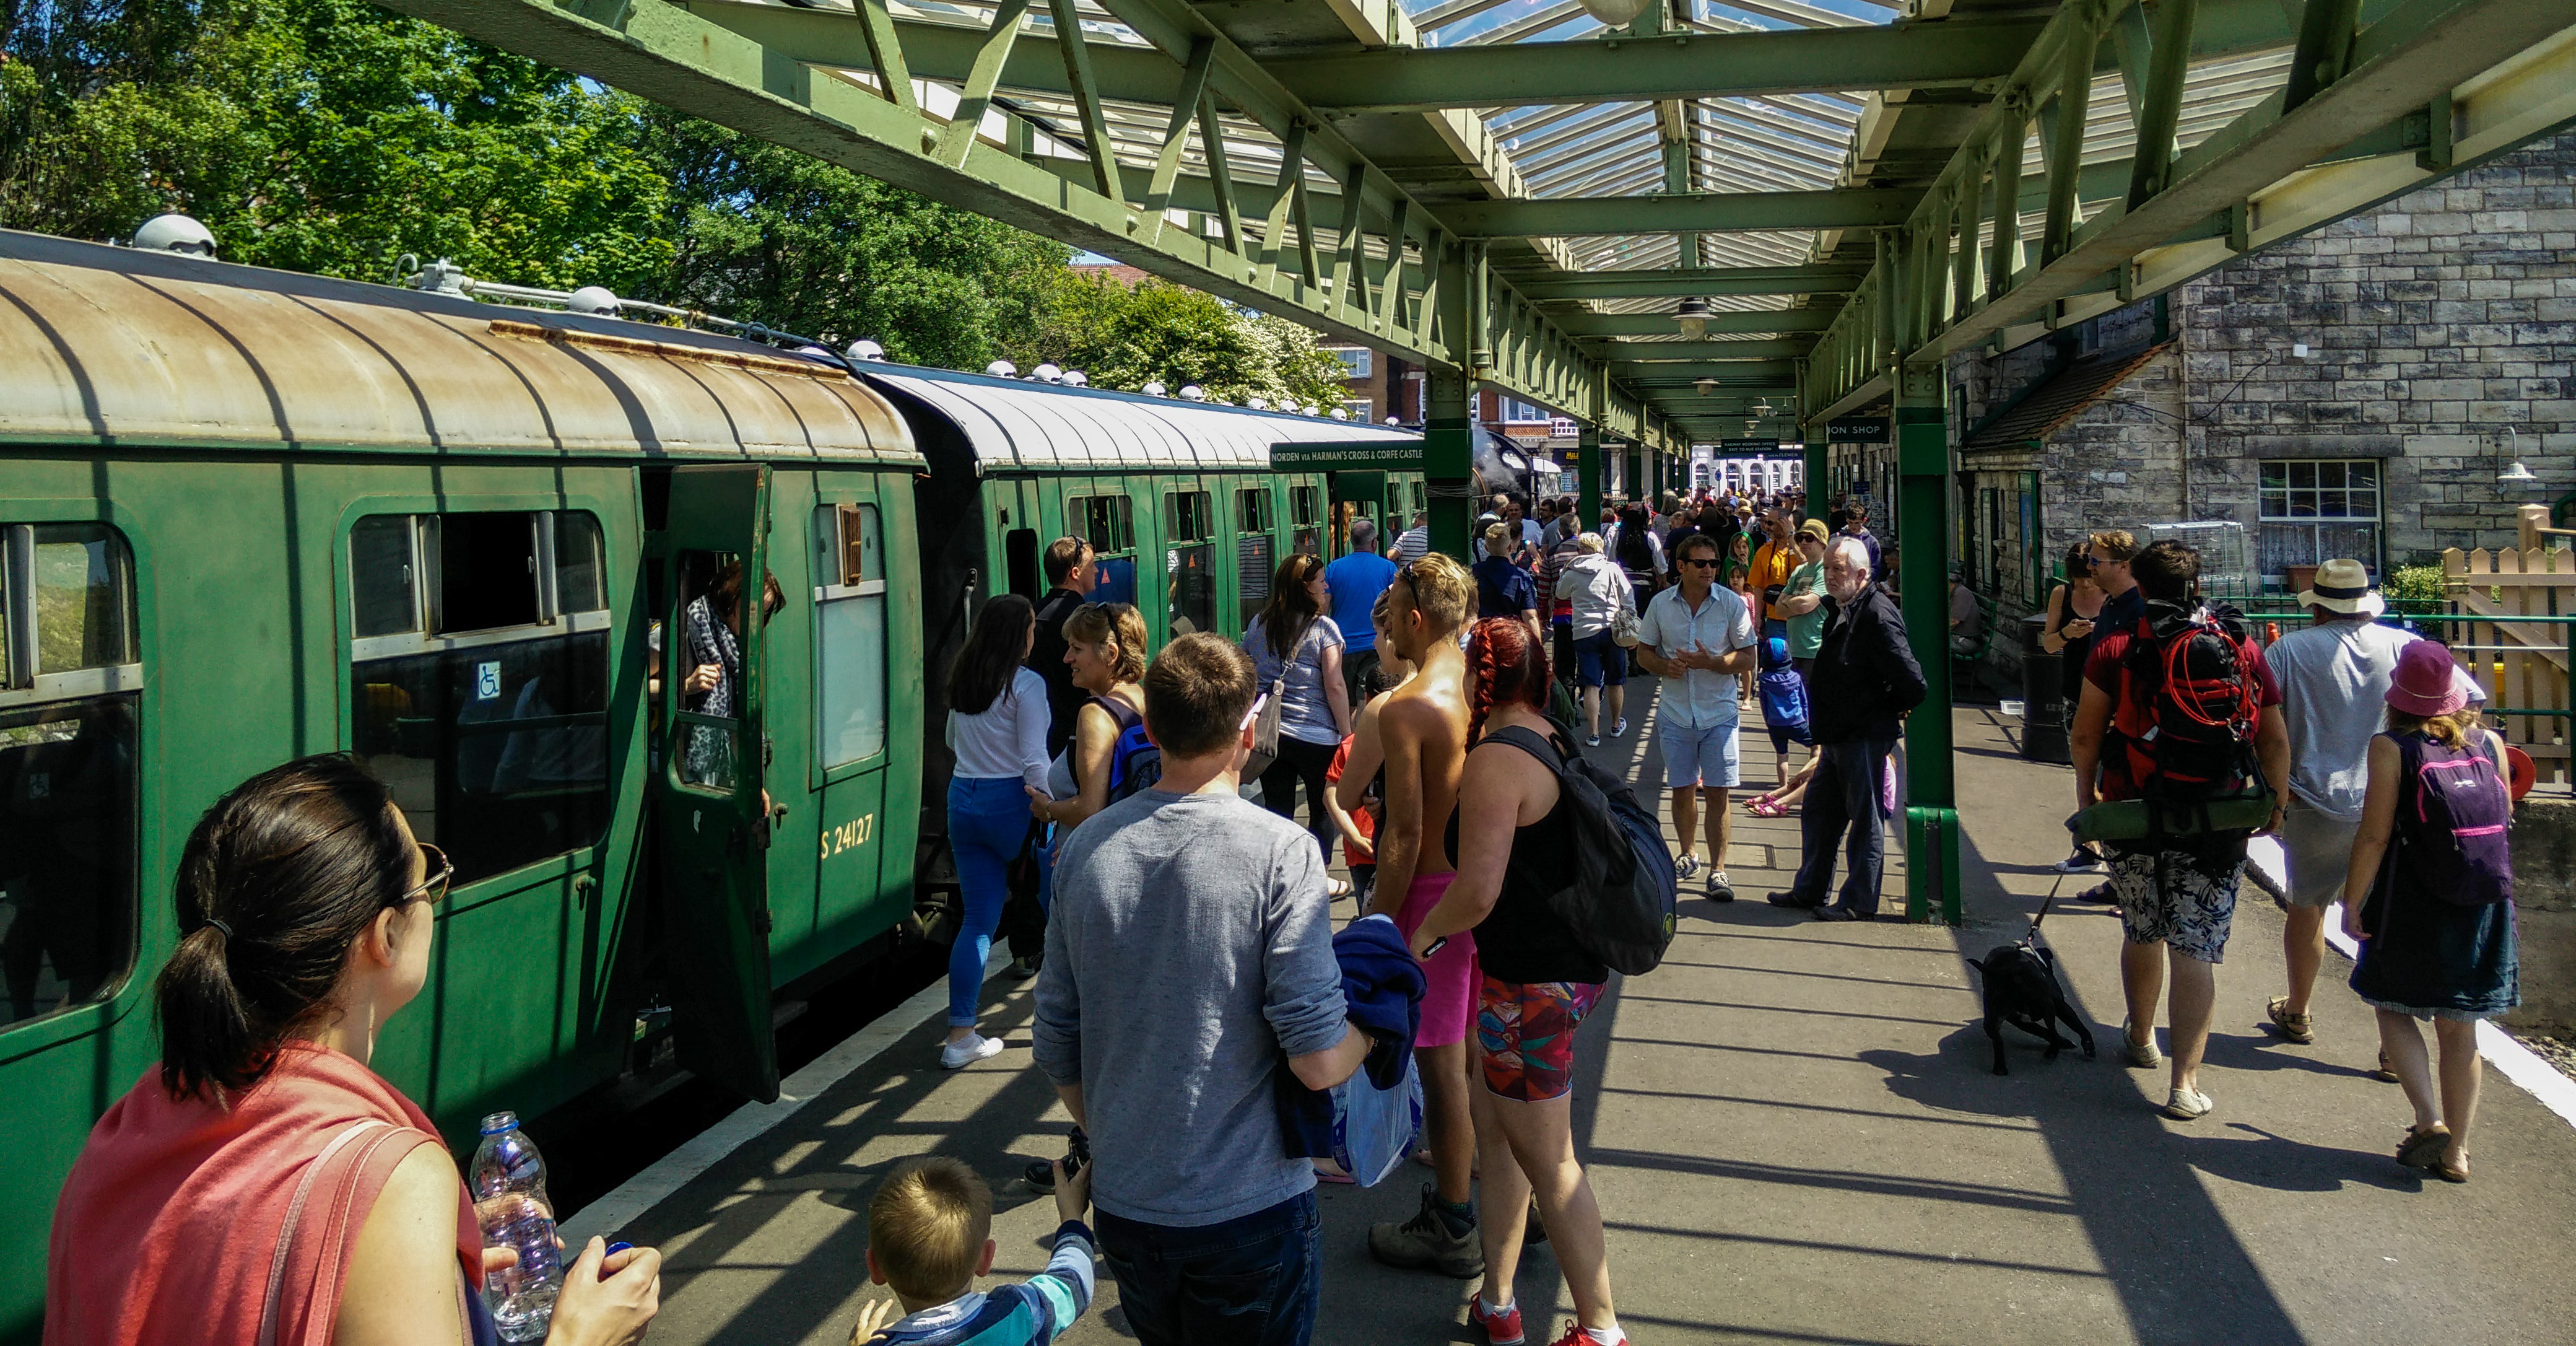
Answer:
[
  {"left": 1325, "top": 517, "right": 1399, "bottom": 708},
  {"left": 1634, "top": 530, "right": 1758, "bottom": 904}
]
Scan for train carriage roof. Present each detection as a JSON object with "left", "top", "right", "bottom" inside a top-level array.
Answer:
[
  {"left": 857, "top": 363, "right": 1417, "bottom": 473},
  {"left": 0, "top": 229, "right": 919, "bottom": 466}
]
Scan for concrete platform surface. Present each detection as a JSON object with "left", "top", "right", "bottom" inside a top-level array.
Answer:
[{"left": 594, "top": 694, "right": 2576, "bottom": 1345}]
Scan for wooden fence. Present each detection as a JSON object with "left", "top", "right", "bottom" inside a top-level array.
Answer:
[{"left": 2440, "top": 532, "right": 2572, "bottom": 791}]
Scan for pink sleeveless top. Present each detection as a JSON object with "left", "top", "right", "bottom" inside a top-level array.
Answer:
[{"left": 45, "top": 1042, "right": 482, "bottom": 1346}]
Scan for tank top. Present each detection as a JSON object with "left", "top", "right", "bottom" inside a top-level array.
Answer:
[
  {"left": 2048, "top": 585, "right": 2100, "bottom": 685},
  {"left": 1445, "top": 723, "right": 1609, "bottom": 985},
  {"left": 1077, "top": 693, "right": 1144, "bottom": 792}
]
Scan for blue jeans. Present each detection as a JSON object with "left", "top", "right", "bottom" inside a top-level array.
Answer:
[
  {"left": 1790, "top": 737, "right": 1896, "bottom": 916},
  {"left": 946, "top": 776, "right": 1030, "bottom": 1027},
  {"left": 1094, "top": 1192, "right": 1320, "bottom": 1346}
]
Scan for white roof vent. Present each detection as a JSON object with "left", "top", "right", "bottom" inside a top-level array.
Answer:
[
  {"left": 1179, "top": 385, "right": 1205, "bottom": 401},
  {"left": 1247, "top": 396, "right": 1269, "bottom": 410},
  {"left": 567, "top": 286, "right": 620, "bottom": 317},
  {"left": 986, "top": 361, "right": 1018, "bottom": 378},
  {"left": 1063, "top": 370, "right": 1087, "bottom": 387},
  {"left": 1142, "top": 380, "right": 1167, "bottom": 398},
  {"left": 1032, "top": 362, "right": 1064, "bottom": 383},
  {"left": 848, "top": 339, "right": 887, "bottom": 362},
  {"left": 1331, "top": 408, "right": 1350, "bottom": 421},
  {"left": 132, "top": 213, "right": 216, "bottom": 256}
]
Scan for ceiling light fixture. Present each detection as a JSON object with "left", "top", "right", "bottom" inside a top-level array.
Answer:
[{"left": 1674, "top": 297, "right": 1710, "bottom": 341}]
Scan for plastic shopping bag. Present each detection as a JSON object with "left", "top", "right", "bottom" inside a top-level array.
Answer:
[{"left": 1330, "top": 1053, "right": 1423, "bottom": 1188}]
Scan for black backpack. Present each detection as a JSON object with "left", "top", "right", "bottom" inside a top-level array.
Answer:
[
  {"left": 1486, "top": 720, "right": 1677, "bottom": 976},
  {"left": 2114, "top": 601, "right": 2262, "bottom": 797}
]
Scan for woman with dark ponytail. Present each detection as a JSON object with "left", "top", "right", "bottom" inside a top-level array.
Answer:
[
  {"left": 47, "top": 755, "right": 661, "bottom": 1346},
  {"left": 1406, "top": 619, "right": 1627, "bottom": 1346}
]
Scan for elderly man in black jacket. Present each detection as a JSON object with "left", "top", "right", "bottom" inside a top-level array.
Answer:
[{"left": 1776, "top": 536, "right": 1927, "bottom": 920}]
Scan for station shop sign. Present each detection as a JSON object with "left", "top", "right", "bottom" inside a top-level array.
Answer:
[{"left": 1825, "top": 417, "right": 1890, "bottom": 442}]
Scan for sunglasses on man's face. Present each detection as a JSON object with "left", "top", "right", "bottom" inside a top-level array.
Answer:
[{"left": 1682, "top": 557, "right": 1720, "bottom": 569}]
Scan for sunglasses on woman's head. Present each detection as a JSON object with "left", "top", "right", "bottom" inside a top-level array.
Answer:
[{"left": 401, "top": 842, "right": 452, "bottom": 908}]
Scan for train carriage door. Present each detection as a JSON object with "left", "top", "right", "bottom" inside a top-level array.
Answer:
[
  {"left": 1331, "top": 470, "right": 1386, "bottom": 559},
  {"left": 655, "top": 463, "right": 779, "bottom": 1104}
]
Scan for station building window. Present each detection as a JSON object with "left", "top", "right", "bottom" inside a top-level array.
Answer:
[
  {"left": 1236, "top": 488, "right": 1275, "bottom": 627},
  {"left": 2258, "top": 459, "right": 2382, "bottom": 583},
  {"left": 346, "top": 510, "right": 611, "bottom": 886},
  {"left": 0, "top": 523, "right": 140, "bottom": 1031},
  {"left": 1165, "top": 491, "right": 1214, "bottom": 637},
  {"left": 813, "top": 505, "right": 888, "bottom": 768},
  {"left": 1066, "top": 494, "right": 1136, "bottom": 610}
]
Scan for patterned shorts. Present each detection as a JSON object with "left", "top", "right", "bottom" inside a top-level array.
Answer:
[
  {"left": 1476, "top": 977, "right": 1605, "bottom": 1103},
  {"left": 2107, "top": 831, "right": 2250, "bottom": 964}
]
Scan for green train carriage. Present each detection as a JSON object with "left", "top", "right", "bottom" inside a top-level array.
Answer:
[{"left": 0, "top": 226, "right": 1422, "bottom": 1340}]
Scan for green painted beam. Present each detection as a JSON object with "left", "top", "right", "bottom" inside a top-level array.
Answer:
[
  {"left": 679, "top": 1, "right": 1179, "bottom": 105},
  {"left": 1264, "top": 16, "right": 2042, "bottom": 113},
  {"left": 1583, "top": 338, "right": 1812, "bottom": 359},
  {"left": 1442, "top": 190, "right": 1917, "bottom": 238},
  {"left": 1514, "top": 265, "right": 1867, "bottom": 300},
  {"left": 1612, "top": 359, "right": 1800, "bottom": 380},
  {"left": 1550, "top": 308, "right": 1838, "bottom": 336}
]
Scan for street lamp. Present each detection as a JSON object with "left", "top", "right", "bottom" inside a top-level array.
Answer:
[
  {"left": 1674, "top": 296, "right": 1710, "bottom": 340},
  {"left": 1575, "top": 0, "right": 1652, "bottom": 27}
]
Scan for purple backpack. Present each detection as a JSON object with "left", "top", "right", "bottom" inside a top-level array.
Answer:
[{"left": 2394, "top": 730, "right": 2513, "bottom": 907}]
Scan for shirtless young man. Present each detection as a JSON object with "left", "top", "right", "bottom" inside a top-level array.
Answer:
[{"left": 1351, "top": 552, "right": 1485, "bottom": 1278}]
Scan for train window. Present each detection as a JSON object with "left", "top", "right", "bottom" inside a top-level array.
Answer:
[
  {"left": 0, "top": 523, "right": 141, "bottom": 1033},
  {"left": 813, "top": 505, "right": 889, "bottom": 768},
  {"left": 350, "top": 516, "right": 419, "bottom": 638},
  {"left": 1236, "top": 489, "right": 1274, "bottom": 626},
  {"left": 347, "top": 511, "right": 611, "bottom": 885},
  {"left": 1167, "top": 492, "right": 1213, "bottom": 543},
  {"left": 1003, "top": 529, "right": 1040, "bottom": 600},
  {"left": 1067, "top": 494, "right": 1134, "bottom": 554},
  {"left": 1411, "top": 481, "right": 1427, "bottom": 515},
  {"left": 1164, "top": 492, "right": 1214, "bottom": 637},
  {"left": 1068, "top": 494, "right": 1136, "bottom": 610},
  {"left": 1290, "top": 486, "right": 1320, "bottom": 527}
]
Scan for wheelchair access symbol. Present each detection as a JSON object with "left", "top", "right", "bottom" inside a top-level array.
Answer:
[{"left": 475, "top": 660, "right": 502, "bottom": 702}]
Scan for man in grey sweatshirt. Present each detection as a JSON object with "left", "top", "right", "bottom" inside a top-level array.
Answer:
[{"left": 1032, "top": 633, "right": 1371, "bottom": 1346}]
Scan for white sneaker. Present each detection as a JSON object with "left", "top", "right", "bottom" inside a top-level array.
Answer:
[
  {"left": 1674, "top": 855, "right": 1700, "bottom": 882},
  {"left": 940, "top": 1033, "right": 1004, "bottom": 1070},
  {"left": 1586, "top": 733, "right": 1602, "bottom": 748},
  {"left": 1611, "top": 717, "right": 1628, "bottom": 738}
]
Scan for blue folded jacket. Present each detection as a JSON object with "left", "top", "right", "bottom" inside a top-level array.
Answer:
[{"left": 1279, "top": 914, "right": 1429, "bottom": 1160}]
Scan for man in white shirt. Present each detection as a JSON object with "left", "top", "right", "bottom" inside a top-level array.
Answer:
[
  {"left": 1633, "top": 531, "right": 1757, "bottom": 902},
  {"left": 1391, "top": 511, "right": 1432, "bottom": 566}
]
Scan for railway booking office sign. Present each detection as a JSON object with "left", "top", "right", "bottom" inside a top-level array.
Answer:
[{"left": 1272, "top": 442, "right": 1424, "bottom": 472}]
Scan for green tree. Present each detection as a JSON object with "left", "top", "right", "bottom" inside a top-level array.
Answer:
[
  {"left": 626, "top": 105, "right": 1069, "bottom": 370},
  {"left": 1, "top": 0, "right": 675, "bottom": 290},
  {"left": 1013, "top": 270, "right": 1352, "bottom": 408}
]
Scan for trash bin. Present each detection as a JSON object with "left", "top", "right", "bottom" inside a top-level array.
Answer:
[{"left": 2019, "top": 613, "right": 2069, "bottom": 763}]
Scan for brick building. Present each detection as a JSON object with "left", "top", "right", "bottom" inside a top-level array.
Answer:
[{"left": 1828, "top": 130, "right": 2574, "bottom": 652}]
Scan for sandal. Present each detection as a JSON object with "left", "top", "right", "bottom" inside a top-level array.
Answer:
[
  {"left": 2369, "top": 1051, "right": 2401, "bottom": 1084},
  {"left": 2437, "top": 1158, "right": 2471, "bottom": 1184},
  {"left": 1325, "top": 877, "right": 1354, "bottom": 899},
  {"left": 2265, "top": 996, "right": 2315, "bottom": 1045},
  {"left": 2395, "top": 1124, "right": 2452, "bottom": 1171},
  {"left": 1744, "top": 796, "right": 1789, "bottom": 819}
]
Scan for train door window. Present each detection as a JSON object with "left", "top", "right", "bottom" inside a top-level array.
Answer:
[
  {"left": 1004, "top": 528, "right": 1040, "bottom": 601},
  {"left": 347, "top": 510, "right": 612, "bottom": 886},
  {"left": 1236, "top": 488, "right": 1274, "bottom": 629},
  {"left": 1289, "top": 485, "right": 1321, "bottom": 559},
  {"left": 1165, "top": 491, "right": 1214, "bottom": 637},
  {"left": 1410, "top": 481, "right": 1427, "bottom": 516},
  {"left": 1067, "top": 493, "right": 1136, "bottom": 610},
  {"left": 813, "top": 504, "right": 889, "bottom": 768},
  {"left": 0, "top": 523, "right": 141, "bottom": 1031}
]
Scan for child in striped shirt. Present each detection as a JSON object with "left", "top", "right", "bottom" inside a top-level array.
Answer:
[{"left": 849, "top": 1155, "right": 1095, "bottom": 1346}]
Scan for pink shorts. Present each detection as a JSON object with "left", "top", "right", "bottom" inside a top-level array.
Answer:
[{"left": 1396, "top": 872, "right": 1479, "bottom": 1048}]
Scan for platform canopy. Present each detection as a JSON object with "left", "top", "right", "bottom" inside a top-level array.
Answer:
[{"left": 377, "top": 0, "right": 2576, "bottom": 448}]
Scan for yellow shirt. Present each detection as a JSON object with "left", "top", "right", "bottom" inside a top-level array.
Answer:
[{"left": 1749, "top": 540, "right": 1797, "bottom": 621}]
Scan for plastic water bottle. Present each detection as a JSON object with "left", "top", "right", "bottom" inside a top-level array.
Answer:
[{"left": 469, "top": 1112, "right": 563, "bottom": 1342}]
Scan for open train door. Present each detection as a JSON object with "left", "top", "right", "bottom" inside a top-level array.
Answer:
[{"left": 656, "top": 464, "right": 781, "bottom": 1103}]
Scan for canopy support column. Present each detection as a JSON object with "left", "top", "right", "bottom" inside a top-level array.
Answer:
[
  {"left": 1579, "top": 424, "right": 1604, "bottom": 537},
  {"left": 1427, "top": 366, "right": 1476, "bottom": 561},
  {"left": 1894, "top": 358, "right": 1960, "bottom": 925}
]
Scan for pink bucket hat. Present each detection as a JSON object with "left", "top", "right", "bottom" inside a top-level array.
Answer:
[{"left": 2386, "top": 640, "right": 2468, "bottom": 717}]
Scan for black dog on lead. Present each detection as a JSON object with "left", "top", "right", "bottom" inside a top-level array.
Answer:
[{"left": 1968, "top": 895, "right": 2094, "bottom": 1075}]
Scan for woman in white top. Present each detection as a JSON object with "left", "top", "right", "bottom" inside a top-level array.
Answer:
[
  {"left": 940, "top": 594, "right": 1049, "bottom": 1068},
  {"left": 1241, "top": 553, "right": 1352, "bottom": 880}
]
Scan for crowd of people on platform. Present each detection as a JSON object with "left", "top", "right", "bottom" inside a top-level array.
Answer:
[{"left": 35, "top": 481, "right": 2520, "bottom": 1346}]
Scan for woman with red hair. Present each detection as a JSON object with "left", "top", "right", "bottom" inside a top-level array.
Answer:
[{"left": 1406, "top": 619, "right": 1624, "bottom": 1346}]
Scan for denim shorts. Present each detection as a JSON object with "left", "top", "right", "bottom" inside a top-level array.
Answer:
[
  {"left": 1660, "top": 718, "right": 1741, "bottom": 789},
  {"left": 1573, "top": 629, "right": 1627, "bottom": 688}
]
